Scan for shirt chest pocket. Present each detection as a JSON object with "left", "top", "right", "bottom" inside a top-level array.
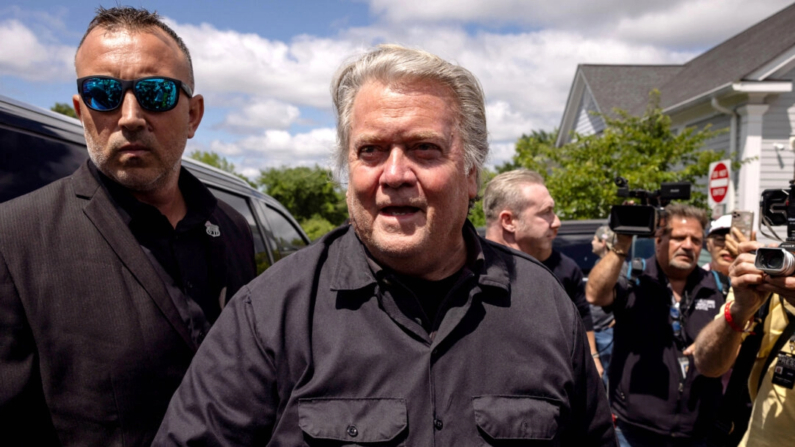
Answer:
[
  {"left": 472, "top": 395, "right": 561, "bottom": 445},
  {"left": 298, "top": 398, "right": 407, "bottom": 446}
]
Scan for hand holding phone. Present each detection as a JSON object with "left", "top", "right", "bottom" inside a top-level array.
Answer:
[{"left": 731, "top": 210, "right": 753, "bottom": 239}]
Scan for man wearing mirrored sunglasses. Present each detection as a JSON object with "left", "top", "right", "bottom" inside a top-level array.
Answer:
[{"left": 0, "top": 6, "right": 256, "bottom": 446}]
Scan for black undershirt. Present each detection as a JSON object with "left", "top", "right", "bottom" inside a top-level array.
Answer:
[{"left": 395, "top": 269, "right": 463, "bottom": 331}]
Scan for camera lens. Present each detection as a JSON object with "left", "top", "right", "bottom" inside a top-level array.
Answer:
[
  {"left": 759, "top": 250, "right": 783, "bottom": 269},
  {"left": 755, "top": 248, "right": 795, "bottom": 276}
]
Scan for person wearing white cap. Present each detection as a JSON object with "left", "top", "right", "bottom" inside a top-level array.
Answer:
[{"left": 703, "top": 214, "right": 733, "bottom": 276}]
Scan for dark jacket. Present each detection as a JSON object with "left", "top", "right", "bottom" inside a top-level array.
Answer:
[
  {"left": 0, "top": 162, "right": 256, "bottom": 446},
  {"left": 542, "top": 249, "right": 594, "bottom": 331},
  {"left": 155, "top": 224, "right": 615, "bottom": 446},
  {"left": 609, "top": 257, "right": 726, "bottom": 438}
]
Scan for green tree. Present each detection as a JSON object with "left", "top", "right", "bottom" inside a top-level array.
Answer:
[
  {"left": 51, "top": 102, "right": 77, "bottom": 118},
  {"left": 257, "top": 165, "right": 348, "bottom": 239},
  {"left": 300, "top": 214, "right": 339, "bottom": 241},
  {"left": 188, "top": 150, "right": 256, "bottom": 188},
  {"left": 510, "top": 91, "right": 735, "bottom": 220}
]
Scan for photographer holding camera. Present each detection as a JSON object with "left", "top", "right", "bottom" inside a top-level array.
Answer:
[
  {"left": 587, "top": 203, "right": 727, "bottom": 447},
  {"left": 695, "top": 222, "right": 795, "bottom": 444}
]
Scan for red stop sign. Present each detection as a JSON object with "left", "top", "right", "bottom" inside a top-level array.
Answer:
[{"left": 710, "top": 162, "right": 729, "bottom": 203}]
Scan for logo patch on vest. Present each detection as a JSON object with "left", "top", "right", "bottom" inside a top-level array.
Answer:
[
  {"left": 695, "top": 299, "right": 716, "bottom": 311},
  {"left": 205, "top": 221, "right": 221, "bottom": 238}
]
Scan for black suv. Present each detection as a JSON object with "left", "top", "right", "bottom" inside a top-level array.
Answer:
[{"left": 0, "top": 94, "right": 309, "bottom": 273}]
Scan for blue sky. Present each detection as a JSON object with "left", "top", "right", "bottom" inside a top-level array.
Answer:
[{"left": 2, "top": 0, "right": 793, "bottom": 178}]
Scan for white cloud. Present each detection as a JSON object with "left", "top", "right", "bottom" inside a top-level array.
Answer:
[
  {"left": 608, "top": 0, "right": 795, "bottom": 48},
  {"left": 218, "top": 98, "right": 301, "bottom": 133},
  {"left": 486, "top": 101, "right": 535, "bottom": 141},
  {"left": 486, "top": 142, "right": 517, "bottom": 168},
  {"left": 167, "top": 20, "right": 361, "bottom": 108},
  {"left": 366, "top": 0, "right": 792, "bottom": 49},
  {"left": 207, "top": 127, "right": 337, "bottom": 171},
  {"left": 0, "top": 19, "right": 74, "bottom": 81}
]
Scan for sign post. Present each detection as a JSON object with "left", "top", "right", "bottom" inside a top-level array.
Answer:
[{"left": 708, "top": 160, "right": 732, "bottom": 217}]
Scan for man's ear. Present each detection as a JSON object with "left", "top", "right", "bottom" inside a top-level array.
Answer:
[
  {"left": 72, "top": 94, "right": 83, "bottom": 122},
  {"left": 499, "top": 210, "right": 517, "bottom": 233},
  {"left": 186, "top": 94, "right": 204, "bottom": 139}
]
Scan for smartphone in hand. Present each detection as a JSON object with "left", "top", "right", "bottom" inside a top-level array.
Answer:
[{"left": 731, "top": 210, "right": 754, "bottom": 239}]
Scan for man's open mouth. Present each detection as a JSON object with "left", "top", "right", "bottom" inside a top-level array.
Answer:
[{"left": 381, "top": 206, "right": 420, "bottom": 216}]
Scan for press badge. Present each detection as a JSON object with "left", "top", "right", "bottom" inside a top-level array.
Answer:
[{"left": 772, "top": 337, "right": 795, "bottom": 389}]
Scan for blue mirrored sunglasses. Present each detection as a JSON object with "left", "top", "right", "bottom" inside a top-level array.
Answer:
[{"left": 77, "top": 76, "right": 193, "bottom": 112}]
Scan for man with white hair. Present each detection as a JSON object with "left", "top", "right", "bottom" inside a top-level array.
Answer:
[{"left": 155, "top": 44, "right": 615, "bottom": 446}]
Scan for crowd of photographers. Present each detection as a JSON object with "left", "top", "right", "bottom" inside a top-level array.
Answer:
[{"left": 482, "top": 168, "right": 794, "bottom": 447}]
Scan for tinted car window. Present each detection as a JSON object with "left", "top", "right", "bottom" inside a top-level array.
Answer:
[
  {"left": 553, "top": 234, "right": 601, "bottom": 277},
  {"left": 207, "top": 187, "right": 272, "bottom": 274},
  {"left": 259, "top": 205, "right": 307, "bottom": 260},
  {"left": 0, "top": 126, "right": 87, "bottom": 203}
]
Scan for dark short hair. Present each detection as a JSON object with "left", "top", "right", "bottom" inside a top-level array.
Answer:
[
  {"left": 76, "top": 6, "right": 194, "bottom": 87},
  {"left": 662, "top": 203, "right": 708, "bottom": 234}
]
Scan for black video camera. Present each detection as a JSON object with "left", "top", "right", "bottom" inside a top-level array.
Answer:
[
  {"left": 754, "top": 181, "right": 795, "bottom": 276},
  {"left": 608, "top": 177, "right": 692, "bottom": 237}
]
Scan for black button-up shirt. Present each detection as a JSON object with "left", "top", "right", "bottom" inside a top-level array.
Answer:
[
  {"left": 91, "top": 163, "right": 236, "bottom": 324},
  {"left": 155, "top": 223, "right": 615, "bottom": 446}
]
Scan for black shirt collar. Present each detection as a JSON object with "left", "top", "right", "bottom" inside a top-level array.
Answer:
[
  {"left": 88, "top": 161, "right": 218, "bottom": 230},
  {"left": 330, "top": 220, "right": 499, "bottom": 292}
]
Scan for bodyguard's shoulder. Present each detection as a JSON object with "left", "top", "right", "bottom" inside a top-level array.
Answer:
[
  {"left": 481, "top": 237, "right": 558, "bottom": 282},
  {"left": 0, "top": 177, "right": 74, "bottom": 227}
]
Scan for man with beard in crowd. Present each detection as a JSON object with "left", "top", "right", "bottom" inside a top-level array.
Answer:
[{"left": 587, "top": 204, "right": 727, "bottom": 446}]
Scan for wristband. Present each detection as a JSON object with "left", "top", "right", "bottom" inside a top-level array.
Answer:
[
  {"left": 610, "top": 246, "right": 628, "bottom": 258},
  {"left": 591, "top": 352, "right": 600, "bottom": 358},
  {"left": 724, "top": 301, "right": 755, "bottom": 335}
]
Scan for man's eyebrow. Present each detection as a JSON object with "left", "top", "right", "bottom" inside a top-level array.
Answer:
[
  {"left": 404, "top": 131, "right": 446, "bottom": 141},
  {"left": 351, "top": 131, "right": 448, "bottom": 146}
]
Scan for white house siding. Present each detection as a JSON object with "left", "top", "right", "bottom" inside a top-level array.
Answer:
[
  {"left": 757, "top": 72, "right": 795, "bottom": 242},
  {"left": 689, "top": 114, "right": 732, "bottom": 155},
  {"left": 761, "top": 79, "right": 795, "bottom": 192},
  {"left": 573, "top": 88, "right": 605, "bottom": 137},
  {"left": 678, "top": 114, "right": 732, "bottom": 208}
]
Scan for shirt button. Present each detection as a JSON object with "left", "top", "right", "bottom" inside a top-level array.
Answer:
[
  {"left": 434, "top": 418, "right": 443, "bottom": 430},
  {"left": 346, "top": 425, "right": 358, "bottom": 437}
]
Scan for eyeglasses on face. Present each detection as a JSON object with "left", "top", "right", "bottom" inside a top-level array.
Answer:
[{"left": 77, "top": 76, "right": 193, "bottom": 112}]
